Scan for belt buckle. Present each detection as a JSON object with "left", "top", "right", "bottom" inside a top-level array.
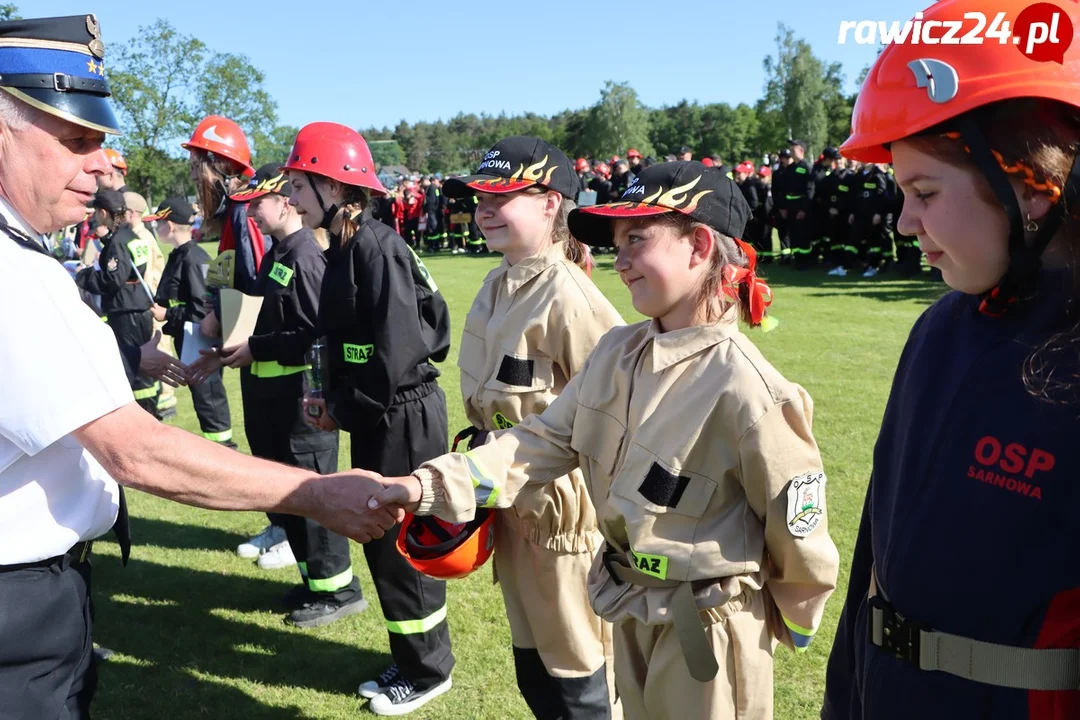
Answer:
[{"left": 869, "top": 594, "right": 925, "bottom": 665}]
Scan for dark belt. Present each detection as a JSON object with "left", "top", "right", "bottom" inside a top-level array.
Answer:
[{"left": 0, "top": 541, "right": 93, "bottom": 573}]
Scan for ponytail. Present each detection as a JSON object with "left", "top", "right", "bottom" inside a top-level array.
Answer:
[{"left": 554, "top": 196, "right": 591, "bottom": 273}]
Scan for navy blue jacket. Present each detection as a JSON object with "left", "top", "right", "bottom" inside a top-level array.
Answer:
[{"left": 823, "top": 277, "right": 1080, "bottom": 720}]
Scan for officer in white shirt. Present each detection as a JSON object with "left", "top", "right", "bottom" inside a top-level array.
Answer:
[{"left": 0, "top": 15, "right": 404, "bottom": 719}]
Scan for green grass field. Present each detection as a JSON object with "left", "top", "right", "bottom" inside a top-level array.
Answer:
[{"left": 90, "top": 251, "right": 945, "bottom": 719}]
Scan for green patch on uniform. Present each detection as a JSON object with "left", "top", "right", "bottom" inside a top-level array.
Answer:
[
  {"left": 127, "top": 238, "right": 151, "bottom": 267},
  {"left": 407, "top": 246, "right": 439, "bottom": 293},
  {"left": 864, "top": 182, "right": 878, "bottom": 190},
  {"left": 629, "top": 549, "right": 668, "bottom": 580},
  {"left": 492, "top": 412, "right": 515, "bottom": 430},
  {"left": 343, "top": 343, "right": 374, "bottom": 364},
  {"left": 269, "top": 262, "right": 294, "bottom": 287},
  {"left": 795, "top": 166, "right": 807, "bottom": 174}
]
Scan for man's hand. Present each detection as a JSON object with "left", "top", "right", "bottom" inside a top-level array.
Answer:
[
  {"left": 200, "top": 309, "right": 220, "bottom": 338},
  {"left": 187, "top": 348, "right": 224, "bottom": 385},
  {"left": 367, "top": 474, "right": 423, "bottom": 515},
  {"left": 305, "top": 471, "right": 405, "bottom": 543},
  {"left": 150, "top": 304, "right": 167, "bottom": 322},
  {"left": 302, "top": 395, "right": 338, "bottom": 432},
  {"left": 219, "top": 340, "right": 254, "bottom": 369},
  {"left": 139, "top": 331, "right": 187, "bottom": 387},
  {"left": 796, "top": 210, "right": 806, "bottom": 221}
]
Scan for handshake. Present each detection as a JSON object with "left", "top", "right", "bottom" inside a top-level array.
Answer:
[{"left": 303, "top": 469, "right": 425, "bottom": 543}]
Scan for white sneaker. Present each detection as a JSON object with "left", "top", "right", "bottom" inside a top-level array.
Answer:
[
  {"left": 369, "top": 676, "right": 451, "bottom": 716},
  {"left": 359, "top": 664, "right": 401, "bottom": 699},
  {"left": 863, "top": 267, "right": 879, "bottom": 278},
  {"left": 834, "top": 266, "right": 847, "bottom": 277},
  {"left": 236, "top": 525, "right": 276, "bottom": 558},
  {"left": 256, "top": 538, "right": 296, "bottom": 570}
]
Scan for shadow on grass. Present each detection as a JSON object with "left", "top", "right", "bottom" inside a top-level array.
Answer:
[
  {"left": 127, "top": 515, "right": 250, "bottom": 553},
  {"left": 756, "top": 265, "right": 948, "bottom": 306},
  {"left": 92, "top": 530, "right": 390, "bottom": 715}
]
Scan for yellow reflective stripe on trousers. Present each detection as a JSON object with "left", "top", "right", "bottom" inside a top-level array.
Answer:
[
  {"left": 463, "top": 452, "right": 500, "bottom": 508},
  {"left": 385, "top": 604, "right": 447, "bottom": 635},
  {"left": 132, "top": 381, "right": 160, "bottom": 400},
  {"left": 250, "top": 361, "right": 309, "bottom": 378},
  {"left": 307, "top": 568, "right": 354, "bottom": 593},
  {"left": 203, "top": 429, "right": 233, "bottom": 443}
]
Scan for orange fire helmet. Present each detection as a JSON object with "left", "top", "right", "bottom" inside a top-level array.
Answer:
[
  {"left": 397, "top": 511, "right": 495, "bottom": 580},
  {"left": 841, "top": 0, "right": 1080, "bottom": 163},
  {"left": 104, "top": 148, "right": 127, "bottom": 174},
  {"left": 182, "top": 115, "right": 254, "bottom": 177},
  {"left": 841, "top": 0, "right": 1080, "bottom": 317}
]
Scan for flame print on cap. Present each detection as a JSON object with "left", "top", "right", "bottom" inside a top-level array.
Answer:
[
  {"left": 231, "top": 172, "right": 288, "bottom": 200},
  {"left": 468, "top": 155, "right": 559, "bottom": 192},
  {"left": 596, "top": 174, "right": 713, "bottom": 216}
]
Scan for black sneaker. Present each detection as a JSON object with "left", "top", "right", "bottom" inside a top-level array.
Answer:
[
  {"left": 281, "top": 584, "right": 313, "bottom": 611},
  {"left": 369, "top": 676, "right": 452, "bottom": 716},
  {"left": 286, "top": 593, "right": 367, "bottom": 629},
  {"left": 358, "top": 664, "right": 401, "bottom": 699}
]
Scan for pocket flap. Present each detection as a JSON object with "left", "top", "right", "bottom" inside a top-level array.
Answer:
[
  {"left": 484, "top": 353, "right": 555, "bottom": 394},
  {"left": 571, "top": 404, "right": 624, "bottom": 476},
  {"left": 611, "top": 444, "right": 715, "bottom": 519}
]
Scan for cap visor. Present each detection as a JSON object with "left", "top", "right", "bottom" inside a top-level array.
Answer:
[
  {"left": 228, "top": 188, "right": 271, "bottom": 202},
  {"left": 444, "top": 174, "right": 537, "bottom": 198},
  {"left": 568, "top": 203, "right": 672, "bottom": 247},
  {"left": 4, "top": 87, "right": 120, "bottom": 135}
]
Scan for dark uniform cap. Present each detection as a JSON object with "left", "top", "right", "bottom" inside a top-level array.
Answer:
[
  {"left": 90, "top": 188, "right": 125, "bottom": 214},
  {"left": 146, "top": 196, "right": 196, "bottom": 225},
  {"left": 822, "top": 146, "right": 841, "bottom": 160},
  {"left": 0, "top": 15, "right": 119, "bottom": 134},
  {"left": 443, "top": 136, "right": 577, "bottom": 199},
  {"left": 568, "top": 161, "right": 751, "bottom": 247},
  {"left": 229, "top": 163, "right": 292, "bottom": 202},
  {"left": 789, "top": 139, "right": 808, "bottom": 151},
  {"left": 779, "top": 148, "right": 793, "bottom": 159}
]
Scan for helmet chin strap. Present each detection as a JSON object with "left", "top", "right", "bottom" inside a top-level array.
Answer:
[
  {"left": 954, "top": 116, "right": 1080, "bottom": 317},
  {"left": 307, "top": 173, "right": 339, "bottom": 231}
]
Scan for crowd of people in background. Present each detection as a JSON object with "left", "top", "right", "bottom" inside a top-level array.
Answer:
[{"left": 367, "top": 139, "right": 929, "bottom": 281}]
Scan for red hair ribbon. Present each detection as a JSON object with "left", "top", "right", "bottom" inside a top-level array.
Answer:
[{"left": 720, "top": 238, "right": 773, "bottom": 326}]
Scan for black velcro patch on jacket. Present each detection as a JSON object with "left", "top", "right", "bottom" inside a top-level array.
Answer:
[
  {"left": 638, "top": 462, "right": 690, "bottom": 508},
  {"left": 497, "top": 355, "right": 534, "bottom": 386}
]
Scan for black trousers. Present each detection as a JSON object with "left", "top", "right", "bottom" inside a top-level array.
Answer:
[
  {"left": 108, "top": 310, "right": 158, "bottom": 416},
  {"left": 174, "top": 333, "right": 232, "bottom": 442},
  {"left": 787, "top": 209, "right": 814, "bottom": 269},
  {"left": 241, "top": 369, "right": 354, "bottom": 592},
  {"left": 0, "top": 556, "right": 95, "bottom": 719},
  {"left": 349, "top": 382, "right": 455, "bottom": 689}
]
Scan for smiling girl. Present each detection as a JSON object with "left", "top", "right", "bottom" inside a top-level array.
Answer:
[
  {"left": 822, "top": 1, "right": 1080, "bottom": 719},
  {"left": 436, "top": 136, "right": 624, "bottom": 719},
  {"left": 371, "top": 161, "right": 840, "bottom": 720}
]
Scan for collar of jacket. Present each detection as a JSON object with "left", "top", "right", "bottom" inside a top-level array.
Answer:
[
  {"left": 638, "top": 311, "right": 740, "bottom": 372},
  {"left": 498, "top": 241, "right": 570, "bottom": 296}
]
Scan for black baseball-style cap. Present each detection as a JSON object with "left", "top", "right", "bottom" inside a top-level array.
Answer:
[
  {"left": 146, "top": 197, "right": 196, "bottom": 225},
  {"left": 229, "top": 163, "right": 292, "bottom": 202},
  {"left": 0, "top": 15, "right": 120, "bottom": 134},
  {"left": 568, "top": 161, "right": 751, "bottom": 247},
  {"left": 443, "top": 136, "right": 577, "bottom": 199},
  {"left": 90, "top": 188, "right": 125, "bottom": 215},
  {"left": 789, "top": 139, "right": 808, "bottom": 151},
  {"left": 822, "top": 146, "right": 841, "bottom": 160},
  {"left": 779, "top": 148, "right": 793, "bottom": 159}
]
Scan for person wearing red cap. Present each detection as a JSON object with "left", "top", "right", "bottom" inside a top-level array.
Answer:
[
  {"left": 289, "top": 122, "right": 456, "bottom": 716},
  {"left": 822, "top": 1, "right": 1080, "bottom": 718},
  {"left": 97, "top": 148, "right": 128, "bottom": 193},
  {"left": 736, "top": 162, "right": 771, "bottom": 261},
  {"left": 626, "top": 148, "right": 643, "bottom": 175},
  {"left": 575, "top": 157, "right": 592, "bottom": 195},
  {"left": 369, "top": 161, "right": 839, "bottom": 720}
]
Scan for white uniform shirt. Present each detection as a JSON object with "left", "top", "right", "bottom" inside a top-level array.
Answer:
[{"left": 0, "top": 198, "right": 130, "bottom": 563}]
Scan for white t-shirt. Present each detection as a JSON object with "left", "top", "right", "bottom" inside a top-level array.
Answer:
[{"left": 0, "top": 199, "right": 132, "bottom": 564}]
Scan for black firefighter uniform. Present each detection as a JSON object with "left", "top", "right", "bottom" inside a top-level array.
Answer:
[
  {"left": 458, "top": 240, "right": 625, "bottom": 718},
  {"left": 318, "top": 206, "right": 455, "bottom": 690},
  {"left": 75, "top": 224, "right": 159, "bottom": 414},
  {"left": 412, "top": 313, "right": 840, "bottom": 720},
  {"left": 242, "top": 227, "right": 350, "bottom": 596}
]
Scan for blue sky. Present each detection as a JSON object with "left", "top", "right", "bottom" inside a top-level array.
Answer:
[{"left": 38, "top": 0, "right": 926, "bottom": 130}]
